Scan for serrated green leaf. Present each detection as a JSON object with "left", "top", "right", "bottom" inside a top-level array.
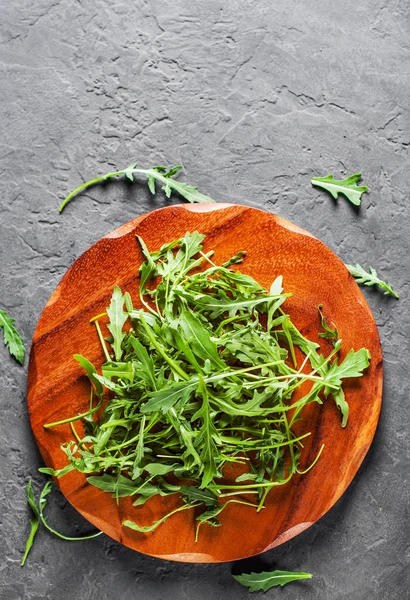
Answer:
[
  {"left": 142, "top": 380, "right": 197, "bottom": 414},
  {"left": 0, "top": 309, "right": 25, "bottom": 364},
  {"left": 324, "top": 347, "right": 371, "bottom": 389},
  {"left": 233, "top": 569, "right": 312, "bottom": 592},
  {"left": 346, "top": 263, "right": 399, "bottom": 298},
  {"left": 312, "top": 173, "right": 368, "bottom": 206}
]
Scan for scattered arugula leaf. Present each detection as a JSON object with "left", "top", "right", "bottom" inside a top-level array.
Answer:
[
  {"left": 233, "top": 569, "right": 312, "bottom": 592},
  {"left": 44, "top": 232, "right": 370, "bottom": 537},
  {"left": 0, "top": 308, "right": 25, "bottom": 364},
  {"left": 59, "top": 163, "right": 216, "bottom": 212},
  {"left": 311, "top": 173, "right": 368, "bottom": 206},
  {"left": 20, "top": 481, "right": 40, "bottom": 566},
  {"left": 21, "top": 479, "right": 102, "bottom": 566},
  {"left": 346, "top": 263, "right": 399, "bottom": 298}
]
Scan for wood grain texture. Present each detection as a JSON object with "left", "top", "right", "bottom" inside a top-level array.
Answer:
[{"left": 27, "top": 204, "right": 382, "bottom": 563}]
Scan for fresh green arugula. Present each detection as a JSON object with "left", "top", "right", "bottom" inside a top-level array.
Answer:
[
  {"left": 21, "top": 479, "right": 102, "bottom": 566},
  {"left": 346, "top": 263, "right": 399, "bottom": 298},
  {"left": 43, "top": 232, "right": 370, "bottom": 536},
  {"left": 311, "top": 173, "right": 368, "bottom": 206},
  {"left": 233, "top": 569, "right": 312, "bottom": 592},
  {"left": 59, "top": 163, "right": 216, "bottom": 212},
  {"left": 318, "top": 304, "right": 339, "bottom": 344},
  {"left": 0, "top": 308, "right": 25, "bottom": 364}
]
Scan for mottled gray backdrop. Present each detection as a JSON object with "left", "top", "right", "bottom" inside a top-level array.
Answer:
[{"left": 0, "top": 1, "right": 409, "bottom": 599}]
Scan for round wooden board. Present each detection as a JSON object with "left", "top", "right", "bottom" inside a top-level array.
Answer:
[{"left": 27, "top": 204, "right": 382, "bottom": 563}]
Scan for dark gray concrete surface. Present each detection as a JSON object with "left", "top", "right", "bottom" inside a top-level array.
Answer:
[{"left": 1, "top": 1, "right": 409, "bottom": 598}]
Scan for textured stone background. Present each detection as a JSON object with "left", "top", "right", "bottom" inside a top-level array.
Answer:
[{"left": 1, "top": 0, "right": 409, "bottom": 598}]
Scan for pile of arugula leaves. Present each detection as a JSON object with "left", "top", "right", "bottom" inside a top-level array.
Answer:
[{"left": 42, "top": 232, "right": 370, "bottom": 538}]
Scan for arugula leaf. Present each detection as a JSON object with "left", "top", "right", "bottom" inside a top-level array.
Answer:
[
  {"left": 324, "top": 348, "right": 371, "bottom": 427},
  {"left": 178, "top": 308, "right": 225, "bottom": 369},
  {"left": 59, "top": 164, "right": 216, "bottom": 212},
  {"left": 318, "top": 304, "right": 339, "bottom": 344},
  {"left": 102, "top": 362, "right": 134, "bottom": 382},
  {"left": 106, "top": 286, "right": 128, "bottom": 361},
  {"left": 21, "top": 480, "right": 40, "bottom": 566},
  {"left": 128, "top": 336, "right": 157, "bottom": 389},
  {"left": 136, "top": 236, "right": 157, "bottom": 292},
  {"left": 346, "top": 263, "right": 399, "bottom": 298},
  {"left": 312, "top": 173, "right": 368, "bottom": 206},
  {"left": 331, "top": 387, "right": 350, "bottom": 428},
  {"left": 324, "top": 348, "right": 371, "bottom": 388},
  {"left": 142, "top": 379, "right": 197, "bottom": 414},
  {"left": 181, "top": 485, "right": 218, "bottom": 507},
  {"left": 233, "top": 569, "right": 312, "bottom": 592},
  {"left": 21, "top": 479, "right": 102, "bottom": 566},
  {"left": 0, "top": 309, "right": 25, "bottom": 364},
  {"left": 184, "top": 292, "right": 288, "bottom": 319},
  {"left": 123, "top": 502, "right": 199, "bottom": 533},
  {"left": 193, "top": 376, "right": 220, "bottom": 487},
  {"left": 74, "top": 354, "right": 103, "bottom": 397},
  {"left": 87, "top": 473, "right": 142, "bottom": 497}
]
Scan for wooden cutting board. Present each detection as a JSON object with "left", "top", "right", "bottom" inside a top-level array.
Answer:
[{"left": 27, "top": 203, "right": 382, "bottom": 562}]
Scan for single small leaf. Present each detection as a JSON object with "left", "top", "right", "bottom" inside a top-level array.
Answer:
[
  {"left": 181, "top": 485, "right": 218, "bottom": 507},
  {"left": 123, "top": 162, "right": 137, "bottom": 181},
  {"left": 21, "top": 480, "right": 40, "bottom": 566},
  {"left": 312, "top": 173, "right": 368, "bottom": 206},
  {"left": 346, "top": 263, "right": 399, "bottom": 298},
  {"left": 0, "top": 309, "right": 25, "bottom": 364},
  {"left": 144, "top": 463, "right": 179, "bottom": 476},
  {"left": 332, "top": 387, "right": 349, "bottom": 428},
  {"left": 74, "top": 354, "right": 103, "bottom": 397},
  {"left": 38, "top": 464, "right": 75, "bottom": 478},
  {"left": 147, "top": 175, "right": 156, "bottom": 195},
  {"left": 317, "top": 304, "right": 339, "bottom": 344},
  {"left": 142, "top": 380, "right": 197, "bottom": 414},
  {"left": 137, "top": 236, "right": 157, "bottom": 290},
  {"left": 233, "top": 569, "right": 312, "bottom": 592},
  {"left": 106, "top": 286, "right": 128, "bottom": 361},
  {"left": 186, "top": 292, "right": 288, "bottom": 319},
  {"left": 87, "top": 473, "right": 142, "bottom": 497},
  {"left": 128, "top": 336, "right": 157, "bottom": 389},
  {"left": 168, "top": 179, "right": 216, "bottom": 204},
  {"left": 178, "top": 308, "right": 225, "bottom": 369}
]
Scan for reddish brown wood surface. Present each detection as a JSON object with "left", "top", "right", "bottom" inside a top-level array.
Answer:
[{"left": 27, "top": 204, "right": 383, "bottom": 563}]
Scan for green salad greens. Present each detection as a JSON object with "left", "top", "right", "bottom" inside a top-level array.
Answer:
[{"left": 42, "top": 232, "right": 370, "bottom": 537}]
